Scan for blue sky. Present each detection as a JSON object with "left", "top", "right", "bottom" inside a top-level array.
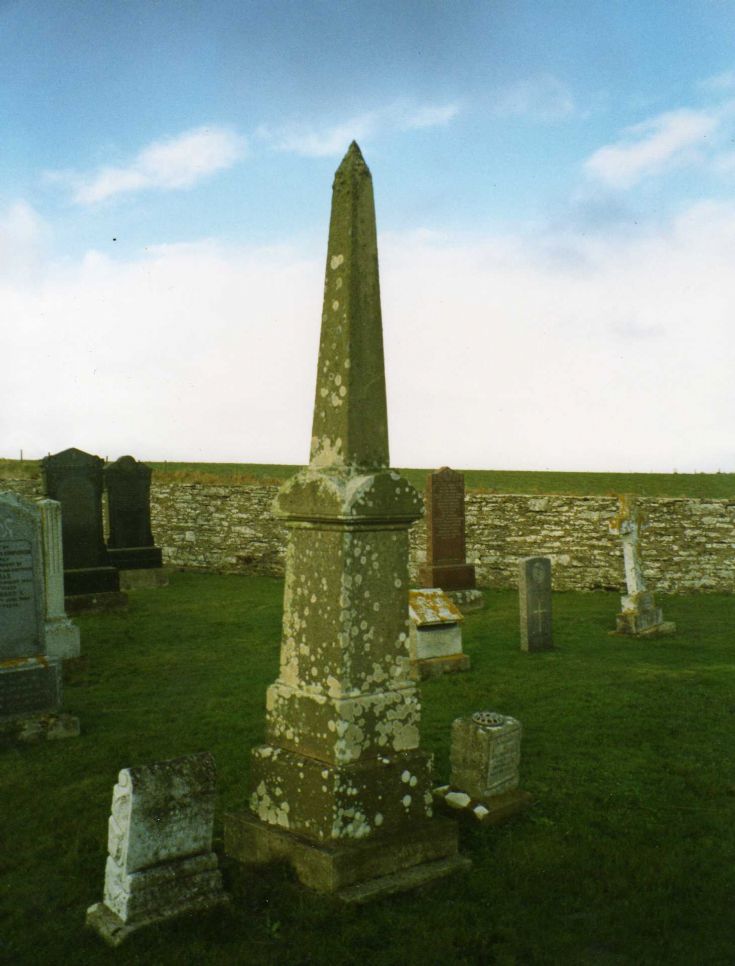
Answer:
[{"left": 2, "top": 1, "right": 735, "bottom": 470}]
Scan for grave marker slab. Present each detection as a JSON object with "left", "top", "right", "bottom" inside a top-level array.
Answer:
[
  {"left": 434, "top": 711, "right": 531, "bottom": 823},
  {"left": 408, "top": 588, "right": 470, "bottom": 679},
  {"left": 418, "top": 467, "right": 483, "bottom": 611},
  {"left": 609, "top": 495, "right": 675, "bottom": 636},
  {"left": 224, "top": 143, "right": 469, "bottom": 900},
  {"left": 86, "top": 752, "right": 227, "bottom": 946},
  {"left": 519, "top": 556, "right": 553, "bottom": 652},
  {"left": 41, "top": 448, "right": 127, "bottom": 612},
  {"left": 38, "top": 499, "right": 80, "bottom": 659},
  {"left": 105, "top": 456, "right": 165, "bottom": 589},
  {"left": 0, "top": 492, "right": 79, "bottom": 742}
]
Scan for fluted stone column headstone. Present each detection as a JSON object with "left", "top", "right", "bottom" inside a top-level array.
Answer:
[
  {"left": 609, "top": 495, "right": 675, "bottom": 636},
  {"left": 225, "top": 143, "right": 469, "bottom": 900},
  {"left": 38, "top": 499, "right": 80, "bottom": 659}
]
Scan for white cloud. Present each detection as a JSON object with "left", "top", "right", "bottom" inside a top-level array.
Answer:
[
  {"left": 699, "top": 69, "right": 735, "bottom": 92},
  {"left": 258, "top": 100, "right": 461, "bottom": 157},
  {"left": 492, "top": 75, "right": 575, "bottom": 121},
  {"left": 1, "top": 199, "right": 732, "bottom": 471},
  {"left": 0, "top": 201, "right": 49, "bottom": 285},
  {"left": 584, "top": 108, "right": 718, "bottom": 188},
  {"left": 52, "top": 126, "right": 247, "bottom": 204}
]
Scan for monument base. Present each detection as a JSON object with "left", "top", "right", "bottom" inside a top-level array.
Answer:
[
  {"left": 418, "top": 563, "right": 476, "bottom": 592},
  {"left": 118, "top": 567, "right": 169, "bottom": 591},
  {"left": 613, "top": 619, "right": 677, "bottom": 638},
  {"left": 44, "top": 618, "right": 80, "bottom": 660},
  {"left": 0, "top": 710, "right": 80, "bottom": 744},
  {"left": 433, "top": 785, "right": 532, "bottom": 825},
  {"left": 410, "top": 653, "right": 471, "bottom": 681},
  {"left": 65, "top": 591, "right": 129, "bottom": 616},
  {"left": 224, "top": 810, "right": 469, "bottom": 902},
  {"left": 86, "top": 892, "right": 229, "bottom": 948},
  {"left": 63, "top": 565, "right": 121, "bottom": 596},
  {"left": 446, "top": 589, "right": 485, "bottom": 613},
  {"left": 108, "top": 546, "right": 164, "bottom": 571}
]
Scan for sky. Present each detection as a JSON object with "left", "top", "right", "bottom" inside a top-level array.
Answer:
[{"left": 2, "top": 0, "right": 735, "bottom": 472}]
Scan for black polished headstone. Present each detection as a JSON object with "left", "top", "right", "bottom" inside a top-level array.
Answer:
[
  {"left": 41, "top": 448, "right": 121, "bottom": 597},
  {"left": 105, "top": 456, "right": 163, "bottom": 570}
]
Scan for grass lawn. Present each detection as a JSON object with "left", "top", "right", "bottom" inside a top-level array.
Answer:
[
  {"left": 2, "top": 573, "right": 733, "bottom": 965},
  {"left": 3, "top": 458, "right": 734, "bottom": 498}
]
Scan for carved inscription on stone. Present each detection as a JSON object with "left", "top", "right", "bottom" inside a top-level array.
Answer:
[
  {"left": 0, "top": 659, "right": 59, "bottom": 716},
  {"left": 0, "top": 538, "right": 41, "bottom": 657},
  {"left": 485, "top": 731, "right": 520, "bottom": 793}
]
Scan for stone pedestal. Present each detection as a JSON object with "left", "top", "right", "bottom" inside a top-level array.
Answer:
[
  {"left": 116, "top": 565, "right": 169, "bottom": 591},
  {"left": 434, "top": 712, "right": 530, "bottom": 824},
  {"left": 616, "top": 591, "right": 676, "bottom": 636},
  {"left": 408, "top": 589, "right": 470, "bottom": 680},
  {"left": 87, "top": 753, "right": 228, "bottom": 946},
  {"left": 224, "top": 143, "right": 468, "bottom": 898}
]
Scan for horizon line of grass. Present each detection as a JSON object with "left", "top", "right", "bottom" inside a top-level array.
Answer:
[{"left": 1, "top": 457, "right": 733, "bottom": 498}]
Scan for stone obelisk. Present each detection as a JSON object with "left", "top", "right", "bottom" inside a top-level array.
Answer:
[{"left": 225, "top": 142, "right": 469, "bottom": 900}]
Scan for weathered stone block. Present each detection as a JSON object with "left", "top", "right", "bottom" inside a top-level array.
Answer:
[{"left": 86, "top": 752, "right": 228, "bottom": 946}]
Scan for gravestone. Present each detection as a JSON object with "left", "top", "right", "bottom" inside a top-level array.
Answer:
[
  {"left": 0, "top": 492, "right": 79, "bottom": 742},
  {"left": 38, "top": 499, "right": 80, "bottom": 659},
  {"left": 434, "top": 711, "right": 530, "bottom": 823},
  {"left": 86, "top": 752, "right": 228, "bottom": 946},
  {"left": 519, "top": 556, "right": 553, "bottom": 652},
  {"left": 105, "top": 456, "right": 165, "bottom": 589},
  {"left": 408, "top": 588, "right": 470, "bottom": 679},
  {"left": 225, "top": 143, "right": 469, "bottom": 900},
  {"left": 41, "top": 448, "right": 127, "bottom": 612},
  {"left": 609, "top": 495, "right": 675, "bottom": 636},
  {"left": 418, "top": 467, "right": 483, "bottom": 611}
]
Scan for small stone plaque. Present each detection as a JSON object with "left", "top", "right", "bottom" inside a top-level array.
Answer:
[
  {"left": 0, "top": 656, "right": 61, "bottom": 717},
  {"left": 450, "top": 712, "right": 522, "bottom": 800},
  {"left": 519, "top": 556, "right": 553, "bottom": 652}
]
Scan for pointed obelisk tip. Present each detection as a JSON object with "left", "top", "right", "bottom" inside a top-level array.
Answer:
[{"left": 337, "top": 140, "right": 369, "bottom": 176}]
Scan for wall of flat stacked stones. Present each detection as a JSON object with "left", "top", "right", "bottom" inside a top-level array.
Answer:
[{"left": 2, "top": 479, "right": 733, "bottom": 592}]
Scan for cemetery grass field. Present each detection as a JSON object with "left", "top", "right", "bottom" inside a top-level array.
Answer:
[
  {"left": 2, "top": 575, "right": 734, "bottom": 966},
  {"left": 3, "top": 458, "right": 735, "bottom": 498}
]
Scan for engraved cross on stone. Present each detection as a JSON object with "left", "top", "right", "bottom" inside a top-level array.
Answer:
[{"left": 533, "top": 601, "right": 546, "bottom": 634}]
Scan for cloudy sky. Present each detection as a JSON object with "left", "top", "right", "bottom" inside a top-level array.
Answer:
[{"left": 2, "top": 1, "right": 734, "bottom": 471}]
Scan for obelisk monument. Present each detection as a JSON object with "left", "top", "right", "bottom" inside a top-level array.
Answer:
[{"left": 225, "top": 142, "right": 468, "bottom": 900}]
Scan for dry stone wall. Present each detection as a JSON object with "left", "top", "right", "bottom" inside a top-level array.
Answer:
[{"left": 2, "top": 479, "right": 733, "bottom": 592}]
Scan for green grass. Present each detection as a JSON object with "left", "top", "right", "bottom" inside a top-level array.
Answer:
[
  {"left": 2, "top": 574, "right": 733, "bottom": 965},
  {"left": 2, "top": 458, "right": 734, "bottom": 497}
]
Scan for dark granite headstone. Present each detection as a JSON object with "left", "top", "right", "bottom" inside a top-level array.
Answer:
[
  {"left": 418, "top": 467, "right": 476, "bottom": 592},
  {"left": 41, "top": 448, "right": 122, "bottom": 598},
  {"left": 105, "top": 456, "right": 162, "bottom": 571},
  {"left": 519, "top": 556, "right": 553, "bottom": 652}
]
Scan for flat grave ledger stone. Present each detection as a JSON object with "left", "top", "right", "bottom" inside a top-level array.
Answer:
[
  {"left": 86, "top": 752, "right": 228, "bottom": 947},
  {"left": 434, "top": 711, "right": 531, "bottom": 824},
  {"left": 609, "top": 495, "right": 675, "bottom": 637},
  {"left": 408, "top": 588, "right": 470, "bottom": 679},
  {"left": 519, "top": 556, "right": 553, "bottom": 652},
  {"left": 224, "top": 143, "right": 470, "bottom": 901},
  {"left": 105, "top": 456, "right": 166, "bottom": 589},
  {"left": 418, "top": 468, "right": 483, "bottom": 610},
  {"left": 0, "top": 492, "right": 79, "bottom": 742},
  {"left": 41, "top": 448, "right": 126, "bottom": 611}
]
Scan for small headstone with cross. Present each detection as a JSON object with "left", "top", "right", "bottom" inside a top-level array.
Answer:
[{"left": 519, "top": 556, "right": 553, "bottom": 652}]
